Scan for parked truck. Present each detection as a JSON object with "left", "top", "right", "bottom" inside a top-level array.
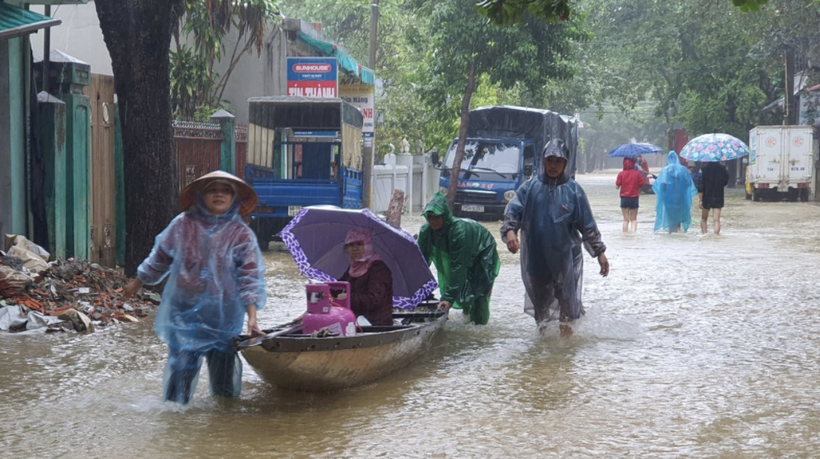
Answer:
[
  {"left": 245, "top": 96, "right": 364, "bottom": 249},
  {"left": 437, "top": 105, "right": 578, "bottom": 220},
  {"left": 747, "top": 126, "right": 815, "bottom": 202}
]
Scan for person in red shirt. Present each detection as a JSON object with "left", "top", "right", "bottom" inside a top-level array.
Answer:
[{"left": 616, "top": 157, "right": 645, "bottom": 232}]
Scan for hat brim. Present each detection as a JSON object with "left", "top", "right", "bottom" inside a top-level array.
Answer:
[{"left": 179, "top": 171, "right": 257, "bottom": 217}]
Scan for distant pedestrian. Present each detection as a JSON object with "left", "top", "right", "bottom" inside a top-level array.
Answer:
[
  {"left": 616, "top": 157, "right": 644, "bottom": 232},
  {"left": 688, "top": 163, "right": 702, "bottom": 189},
  {"left": 653, "top": 151, "right": 698, "bottom": 233},
  {"left": 699, "top": 162, "right": 730, "bottom": 235}
]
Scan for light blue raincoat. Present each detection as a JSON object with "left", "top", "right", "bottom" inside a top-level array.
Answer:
[
  {"left": 652, "top": 151, "right": 698, "bottom": 233},
  {"left": 137, "top": 194, "right": 266, "bottom": 403}
]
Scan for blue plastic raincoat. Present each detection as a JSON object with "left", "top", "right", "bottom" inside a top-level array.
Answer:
[
  {"left": 652, "top": 151, "right": 698, "bottom": 233},
  {"left": 137, "top": 194, "right": 266, "bottom": 403},
  {"left": 501, "top": 139, "right": 606, "bottom": 323}
]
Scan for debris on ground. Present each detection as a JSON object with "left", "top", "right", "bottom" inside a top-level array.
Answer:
[{"left": 0, "top": 235, "right": 157, "bottom": 334}]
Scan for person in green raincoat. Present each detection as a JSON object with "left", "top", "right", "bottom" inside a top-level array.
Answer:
[{"left": 417, "top": 192, "right": 500, "bottom": 325}]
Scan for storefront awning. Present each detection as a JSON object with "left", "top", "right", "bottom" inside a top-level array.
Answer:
[
  {"left": 0, "top": 3, "right": 61, "bottom": 41},
  {"left": 296, "top": 31, "right": 375, "bottom": 85}
]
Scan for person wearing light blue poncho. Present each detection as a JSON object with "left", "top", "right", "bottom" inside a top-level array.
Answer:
[
  {"left": 652, "top": 151, "right": 698, "bottom": 233},
  {"left": 124, "top": 171, "right": 267, "bottom": 405}
]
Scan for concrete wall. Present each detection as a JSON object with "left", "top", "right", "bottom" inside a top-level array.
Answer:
[
  {"left": 29, "top": 2, "right": 113, "bottom": 76},
  {"left": 372, "top": 154, "right": 440, "bottom": 213},
  {"left": 209, "top": 26, "right": 287, "bottom": 124}
]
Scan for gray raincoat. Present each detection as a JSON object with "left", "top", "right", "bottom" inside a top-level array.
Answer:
[{"left": 500, "top": 139, "right": 606, "bottom": 323}]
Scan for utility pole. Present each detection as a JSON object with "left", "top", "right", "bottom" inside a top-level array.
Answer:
[
  {"left": 785, "top": 48, "right": 796, "bottom": 125},
  {"left": 362, "top": 0, "right": 380, "bottom": 209}
]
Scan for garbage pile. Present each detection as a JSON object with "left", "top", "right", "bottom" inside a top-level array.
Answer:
[{"left": 0, "top": 235, "right": 158, "bottom": 334}]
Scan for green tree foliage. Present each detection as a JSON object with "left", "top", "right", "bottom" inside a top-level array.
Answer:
[
  {"left": 476, "top": 0, "right": 573, "bottom": 25},
  {"left": 171, "top": 0, "right": 280, "bottom": 120},
  {"left": 416, "top": 0, "right": 584, "bottom": 206},
  {"left": 558, "top": 0, "right": 819, "bottom": 144},
  {"left": 283, "top": 0, "right": 430, "bottom": 162}
]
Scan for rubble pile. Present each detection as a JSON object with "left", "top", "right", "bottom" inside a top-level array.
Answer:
[{"left": 0, "top": 235, "right": 158, "bottom": 334}]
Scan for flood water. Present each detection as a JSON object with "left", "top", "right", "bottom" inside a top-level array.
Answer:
[{"left": 3, "top": 171, "right": 820, "bottom": 458}]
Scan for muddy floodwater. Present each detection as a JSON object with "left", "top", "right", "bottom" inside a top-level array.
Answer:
[{"left": 3, "top": 171, "right": 820, "bottom": 458}]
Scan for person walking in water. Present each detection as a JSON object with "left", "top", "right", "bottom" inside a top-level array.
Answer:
[
  {"left": 699, "top": 161, "right": 730, "bottom": 235},
  {"left": 417, "top": 192, "right": 500, "bottom": 325},
  {"left": 653, "top": 151, "right": 698, "bottom": 233},
  {"left": 616, "top": 157, "right": 645, "bottom": 232},
  {"left": 124, "top": 171, "right": 267, "bottom": 405},
  {"left": 501, "top": 139, "right": 609, "bottom": 337}
]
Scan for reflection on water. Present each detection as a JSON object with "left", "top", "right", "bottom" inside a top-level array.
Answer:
[{"left": 3, "top": 172, "right": 820, "bottom": 458}]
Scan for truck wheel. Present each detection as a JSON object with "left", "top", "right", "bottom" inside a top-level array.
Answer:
[
  {"left": 745, "top": 190, "right": 752, "bottom": 200},
  {"left": 753, "top": 189, "right": 761, "bottom": 202},
  {"left": 788, "top": 188, "right": 798, "bottom": 202},
  {"left": 800, "top": 188, "right": 809, "bottom": 202},
  {"left": 251, "top": 219, "right": 271, "bottom": 251}
]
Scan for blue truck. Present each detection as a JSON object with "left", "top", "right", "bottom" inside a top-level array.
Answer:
[
  {"left": 437, "top": 105, "right": 579, "bottom": 220},
  {"left": 245, "top": 96, "right": 364, "bottom": 249}
]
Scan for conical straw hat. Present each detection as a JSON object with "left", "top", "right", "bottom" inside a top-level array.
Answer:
[{"left": 179, "top": 170, "right": 257, "bottom": 217}]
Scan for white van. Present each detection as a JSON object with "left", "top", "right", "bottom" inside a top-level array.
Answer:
[{"left": 748, "top": 126, "right": 814, "bottom": 201}]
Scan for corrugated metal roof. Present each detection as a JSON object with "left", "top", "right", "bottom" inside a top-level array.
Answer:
[{"left": 0, "top": 2, "right": 61, "bottom": 41}]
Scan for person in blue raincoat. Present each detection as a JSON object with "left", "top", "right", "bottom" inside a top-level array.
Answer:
[
  {"left": 652, "top": 151, "right": 698, "bottom": 233},
  {"left": 124, "top": 171, "right": 267, "bottom": 405},
  {"left": 501, "top": 139, "right": 609, "bottom": 336}
]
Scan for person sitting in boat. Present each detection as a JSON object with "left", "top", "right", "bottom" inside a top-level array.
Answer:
[
  {"left": 417, "top": 192, "right": 500, "bottom": 325},
  {"left": 339, "top": 228, "right": 394, "bottom": 326}
]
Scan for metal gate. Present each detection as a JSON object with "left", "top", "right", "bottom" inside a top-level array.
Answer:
[{"left": 84, "top": 74, "right": 116, "bottom": 268}]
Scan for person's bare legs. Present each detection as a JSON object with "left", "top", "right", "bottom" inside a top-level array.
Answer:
[
  {"left": 713, "top": 208, "right": 722, "bottom": 235},
  {"left": 629, "top": 208, "right": 638, "bottom": 232},
  {"left": 621, "top": 207, "right": 629, "bottom": 232},
  {"left": 701, "top": 208, "right": 709, "bottom": 234}
]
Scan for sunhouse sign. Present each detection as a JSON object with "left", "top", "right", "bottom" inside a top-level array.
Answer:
[{"left": 286, "top": 57, "right": 338, "bottom": 98}]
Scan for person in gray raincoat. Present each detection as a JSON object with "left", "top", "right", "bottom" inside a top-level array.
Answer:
[{"left": 501, "top": 139, "right": 609, "bottom": 335}]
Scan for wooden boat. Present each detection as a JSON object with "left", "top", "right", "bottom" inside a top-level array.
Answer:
[{"left": 235, "top": 305, "right": 447, "bottom": 391}]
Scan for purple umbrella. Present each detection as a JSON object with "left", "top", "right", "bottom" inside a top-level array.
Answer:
[{"left": 278, "top": 206, "right": 438, "bottom": 309}]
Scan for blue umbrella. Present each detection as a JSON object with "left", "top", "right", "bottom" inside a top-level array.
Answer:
[
  {"left": 607, "top": 142, "right": 664, "bottom": 158},
  {"left": 680, "top": 133, "right": 749, "bottom": 162},
  {"left": 278, "top": 206, "right": 437, "bottom": 309}
]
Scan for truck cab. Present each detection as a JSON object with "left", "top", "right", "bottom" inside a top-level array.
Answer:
[
  {"left": 438, "top": 137, "right": 537, "bottom": 220},
  {"left": 437, "top": 105, "right": 578, "bottom": 220},
  {"left": 245, "top": 97, "right": 364, "bottom": 248}
]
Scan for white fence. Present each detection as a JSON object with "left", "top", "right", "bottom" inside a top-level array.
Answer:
[{"left": 372, "top": 153, "right": 440, "bottom": 214}]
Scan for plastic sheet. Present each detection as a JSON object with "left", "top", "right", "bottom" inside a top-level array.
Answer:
[{"left": 467, "top": 105, "right": 579, "bottom": 176}]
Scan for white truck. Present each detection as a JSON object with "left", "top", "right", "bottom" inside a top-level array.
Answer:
[{"left": 748, "top": 126, "right": 815, "bottom": 202}]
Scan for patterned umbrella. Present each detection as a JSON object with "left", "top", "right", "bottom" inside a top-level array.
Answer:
[
  {"left": 680, "top": 133, "right": 749, "bottom": 162},
  {"left": 606, "top": 142, "right": 664, "bottom": 158},
  {"left": 278, "top": 206, "right": 437, "bottom": 309}
]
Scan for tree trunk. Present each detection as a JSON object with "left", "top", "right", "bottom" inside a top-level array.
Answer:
[
  {"left": 385, "top": 189, "right": 405, "bottom": 228},
  {"left": 96, "top": 0, "right": 183, "bottom": 276},
  {"left": 446, "top": 58, "right": 477, "bottom": 210}
]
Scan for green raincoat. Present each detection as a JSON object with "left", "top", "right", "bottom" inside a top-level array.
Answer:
[{"left": 417, "top": 193, "right": 500, "bottom": 324}]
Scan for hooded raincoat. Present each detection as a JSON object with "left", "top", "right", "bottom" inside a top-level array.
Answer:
[
  {"left": 417, "top": 193, "right": 500, "bottom": 325},
  {"left": 501, "top": 139, "right": 606, "bottom": 323},
  {"left": 652, "top": 151, "right": 698, "bottom": 233},
  {"left": 137, "top": 194, "right": 266, "bottom": 403}
]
